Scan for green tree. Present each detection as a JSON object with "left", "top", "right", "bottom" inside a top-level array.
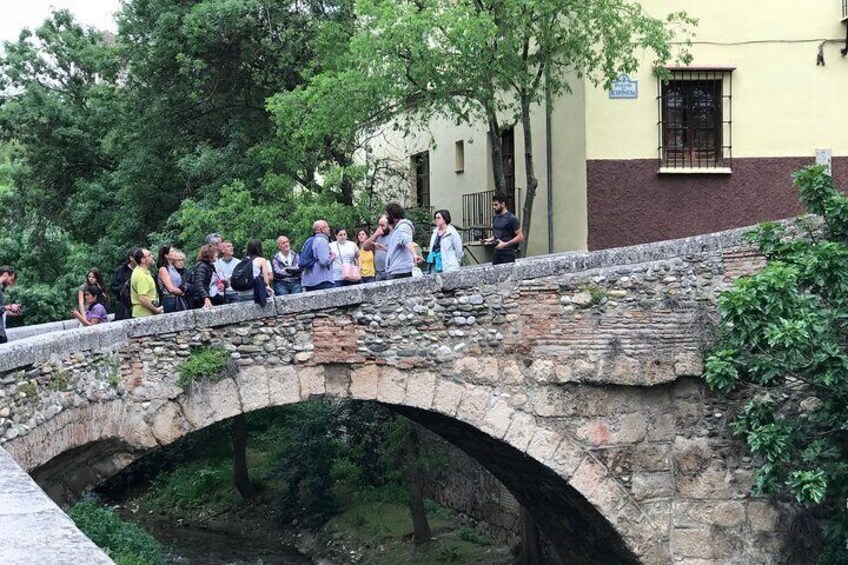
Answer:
[
  {"left": 349, "top": 0, "right": 694, "bottom": 253},
  {"left": 704, "top": 165, "right": 848, "bottom": 562}
]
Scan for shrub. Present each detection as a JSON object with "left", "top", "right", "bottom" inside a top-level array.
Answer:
[
  {"left": 68, "top": 499, "right": 163, "bottom": 565},
  {"left": 176, "top": 347, "right": 230, "bottom": 388}
]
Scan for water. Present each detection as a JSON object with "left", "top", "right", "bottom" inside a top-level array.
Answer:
[{"left": 124, "top": 513, "right": 311, "bottom": 565}]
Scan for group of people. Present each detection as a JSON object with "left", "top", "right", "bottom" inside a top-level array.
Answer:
[{"left": 0, "top": 194, "right": 524, "bottom": 338}]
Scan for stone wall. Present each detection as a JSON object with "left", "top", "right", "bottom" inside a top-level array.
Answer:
[{"left": 0, "top": 224, "right": 795, "bottom": 564}]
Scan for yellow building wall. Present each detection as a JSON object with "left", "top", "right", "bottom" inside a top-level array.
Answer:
[{"left": 585, "top": 0, "right": 848, "bottom": 160}]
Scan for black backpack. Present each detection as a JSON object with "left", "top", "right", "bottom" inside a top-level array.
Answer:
[
  {"left": 182, "top": 263, "right": 202, "bottom": 301},
  {"left": 230, "top": 257, "right": 255, "bottom": 291}
]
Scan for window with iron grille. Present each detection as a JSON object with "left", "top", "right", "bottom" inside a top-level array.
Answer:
[{"left": 657, "top": 68, "right": 734, "bottom": 171}]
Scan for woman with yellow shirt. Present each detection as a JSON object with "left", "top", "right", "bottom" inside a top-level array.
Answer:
[{"left": 357, "top": 229, "right": 376, "bottom": 283}]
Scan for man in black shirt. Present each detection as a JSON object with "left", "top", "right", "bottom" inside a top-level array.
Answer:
[
  {"left": 111, "top": 248, "right": 137, "bottom": 321},
  {"left": 484, "top": 192, "right": 524, "bottom": 265}
]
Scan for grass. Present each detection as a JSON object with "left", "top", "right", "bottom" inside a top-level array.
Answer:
[
  {"left": 142, "top": 460, "right": 239, "bottom": 516},
  {"left": 69, "top": 499, "right": 163, "bottom": 565},
  {"left": 317, "top": 497, "right": 509, "bottom": 565},
  {"left": 176, "top": 347, "right": 230, "bottom": 388}
]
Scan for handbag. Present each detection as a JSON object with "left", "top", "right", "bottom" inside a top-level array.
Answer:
[{"left": 336, "top": 243, "right": 361, "bottom": 282}]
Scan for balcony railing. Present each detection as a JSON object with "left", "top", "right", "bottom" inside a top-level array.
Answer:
[{"left": 461, "top": 189, "right": 495, "bottom": 243}]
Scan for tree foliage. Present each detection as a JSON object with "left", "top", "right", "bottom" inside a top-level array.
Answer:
[
  {"left": 348, "top": 0, "right": 695, "bottom": 252},
  {"left": 704, "top": 165, "right": 848, "bottom": 562}
]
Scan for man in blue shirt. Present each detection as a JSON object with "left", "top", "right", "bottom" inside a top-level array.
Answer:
[{"left": 301, "top": 220, "right": 336, "bottom": 291}]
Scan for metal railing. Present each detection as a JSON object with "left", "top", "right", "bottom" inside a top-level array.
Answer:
[
  {"left": 461, "top": 189, "right": 495, "bottom": 231},
  {"left": 843, "top": 0, "right": 847, "bottom": 19}
]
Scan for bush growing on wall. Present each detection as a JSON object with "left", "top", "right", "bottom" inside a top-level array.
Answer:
[{"left": 703, "top": 165, "right": 848, "bottom": 562}]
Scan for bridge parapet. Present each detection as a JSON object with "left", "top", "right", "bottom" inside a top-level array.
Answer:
[{"left": 0, "top": 224, "right": 792, "bottom": 564}]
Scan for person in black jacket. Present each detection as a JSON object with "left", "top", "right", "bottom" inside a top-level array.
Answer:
[
  {"left": 191, "top": 244, "right": 218, "bottom": 309},
  {"left": 110, "top": 248, "right": 137, "bottom": 321}
]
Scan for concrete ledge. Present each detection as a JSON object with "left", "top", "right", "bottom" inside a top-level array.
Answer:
[
  {"left": 0, "top": 448, "right": 112, "bottom": 564},
  {"left": 0, "top": 222, "right": 766, "bottom": 372}
]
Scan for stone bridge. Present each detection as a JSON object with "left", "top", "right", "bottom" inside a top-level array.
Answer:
[{"left": 0, "top": 225, "right": 791, "bottom": 564}]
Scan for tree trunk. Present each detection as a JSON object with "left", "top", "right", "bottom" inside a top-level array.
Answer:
[
  {"left": 232, "top": 414, "right": 257, "bottom": 499},
  {"left": 405, "top": 426, "right": 432, "bottom": 544},
  {"left": 486, "top": 109, "right": 506, "bottom": 194},
  {"left": 516, "top": 506, "right": 543, "bottom": 565},
  {"left": 518, "top": 94, "right": 539, "bottom": 258}
]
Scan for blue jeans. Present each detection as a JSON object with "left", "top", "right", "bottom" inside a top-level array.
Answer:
[
  {"left": 334, "top": 280, "right": 359, "bottom": 287},
  {"left": 304, "top": 281, "right": 335, "bottom": 292},
  {"left": 162, "top": 295, "right": 187, "bottom": 313},
  {"left": 274, "top": 279, "right": 302, "bottom": 295}
]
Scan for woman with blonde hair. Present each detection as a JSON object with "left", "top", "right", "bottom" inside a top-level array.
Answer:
[{"left": 158, "top": 248, "right": 188, "bottom": 313}]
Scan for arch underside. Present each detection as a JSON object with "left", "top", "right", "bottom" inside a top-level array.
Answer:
[{"left": 26, "top": 395, "right": 642, "bottom": 564}]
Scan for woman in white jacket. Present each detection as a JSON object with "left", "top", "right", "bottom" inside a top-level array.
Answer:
[{"left": 427, "top": 209, "right": 464, "bottom": 273}]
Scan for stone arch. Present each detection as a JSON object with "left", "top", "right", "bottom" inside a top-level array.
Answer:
[{"left": 14, "top": 362, "right": 667, "bottom": 563}]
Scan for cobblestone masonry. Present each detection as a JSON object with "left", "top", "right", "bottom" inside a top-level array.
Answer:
[{"left": 0, "top": 224, "right": 795, "bottom": 564}]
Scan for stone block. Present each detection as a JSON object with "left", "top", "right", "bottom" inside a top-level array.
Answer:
[
  {"left": 570, "top": 458, "right": 625, "bottom": 514},
  {"left": 404, "top": 372, "right": 437, "bottom": 410},
  {"left": 529, "top": 359, "right": 555, "bottom": 383},
  {"left": 609, "top": 355, "right": 640, "bottom": 384},
  {"left": 299, "top": 366, "right": 326, "bottom": 399},
  {"left": 575, "top": 412, "right": 648, "bottom": 446},
  {"left": 548, "top": 438, "right": 585, "bottom": 479},
  {"left": 676, "top": 465, "right": 733, "bottom": 499},
  {"left": 674, "top": 352, "right": 704, "bottom": 377},
  {"left": 376, "top": 367, "right": 407, "bottom": 404},
  {"left": 501, "top": 360, "right": 525, "bottom": 385},
  {"left": 673, "top": 501, "right": 746, "bottom": 529},
  {"left": 350, "top": 365, "right": 379, "bottom": 400},
  {"left": 455, "top": 385, "right": 492, "bottom": 428},
  {"left": 267, "top": 365, "right": 301, "bottom": 406},
  {"left": 747, "top": 500, "right": 780, "bottom": 533},
  {"left": 525, "top": 427, "right": 563, "bottom": 463},
  {"left": 640, "top": 500, "right": 672, "bottom": 537},
  {"left": 503, "top": 411, "right": 535, "bottom": 452},
  {"left": 324, "top": 366, "right": 351, "bottom": 397},
  {"left": 670, "top": 527, "right": 736, "bottom": 559},
  {"left": 631, "top": 472, "right": 674, "bottom": 501},
  {"left": 148, "top": 401, "right": 191, "bottom": 446},
  {"left": 432, "top": 379, "right": 464, "bottom": 416},
  {"left": 481, "top": 397, "right": 514, "bottom": 439},
  {"left": 632, "top": 444, "right": 673, "bottom": 472},
  {"left": 673, "top": 436, "right": 713, "bottom": 473},
  {"left": 646, "top": 413, "right": 676, "bottom": 441},
  {"left": 235, "top": 365, "right": 270, "bottom": 412}
]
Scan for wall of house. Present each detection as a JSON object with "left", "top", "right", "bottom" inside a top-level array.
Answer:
[{"left": 585, "top": 0, "right": 848, "bottom": 248}]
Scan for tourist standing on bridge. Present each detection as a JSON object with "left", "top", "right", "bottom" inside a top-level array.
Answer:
[
  {"left": 111, "top": 248, "right": 136, "bottom": 320},
  {"left": 216, "top": 241, "right": 250, "bottom": 303},
  {"left": 77, "top": 269, "right": 109, "bottom": 316},
  {"left": 130, "top": 248, "right": 163, "bottom": 317},
  {"left": 357, "top": 229, "right": 376, "bottom": 283},
  {"left": 190, "top": 244, "right": 219, "bottom": 309},
  {"left": 483, "top": 192, "right": 524, "bottom": 265},
  {"left": 361, "top": 215, "right": 390, "bottom": 281},
  {"left": 271, "top": 235, "right": 302, "bottom": 295},
  {"left": 203, "top": 233, "right": 226, "bottom": 305},
  {"left": 383, "top": 203, "right": 422, "bottom": 280},
  {"left": 0, "top": 266, "right": 22, "bottom": 345},
  {"left": 331, "top": 228, "right": 360, "bottom": 287},
  {"left": 301, "top": 220, "right": 336, "bottom": 292},
  {"left": 71, "top": 286, "right": 109, "bottom": 326},
  {"left": 426, "top": 209, "right": 464, "bottom": 274},
  {"left": 158, "top": 248, "right": 188, "bottom": 313}
]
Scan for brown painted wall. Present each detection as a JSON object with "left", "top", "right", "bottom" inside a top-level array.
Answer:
[{"left": 587, "top": 157, "right": 848, "bottom": 250}]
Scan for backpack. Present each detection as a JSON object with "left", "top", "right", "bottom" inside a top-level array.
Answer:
[
  {"left": 118, "top": 280, "right": 131, "bottom": 308},
  {"left": 230, "top": 257, "right": 255, "bottom": 291},
  {"left": 182, "top": 263, "right": 202, "bottom": 301},
  {"left": 298, "top": 236, "right": 317, "bottom": 270}
]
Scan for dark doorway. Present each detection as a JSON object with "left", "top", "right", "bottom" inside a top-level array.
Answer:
[
  {"left": 412, "top": 151, "right": 430, "bottom": 209},
  {"left": 501, "top": 127, "right": 516, "bottom": 210}
]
